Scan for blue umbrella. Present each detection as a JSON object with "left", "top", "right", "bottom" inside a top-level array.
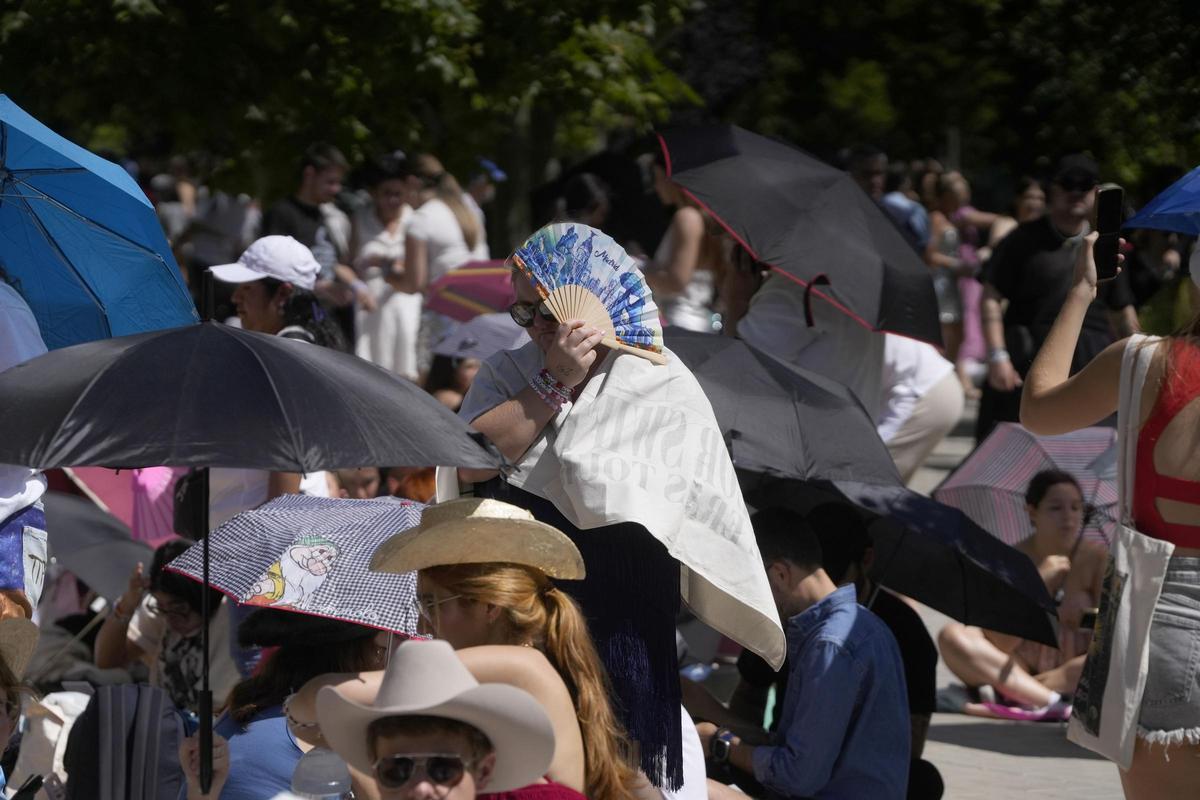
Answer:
[
  {"left": 0, "top": 95, "right": 198, "bottom": 349},
  {"left": 1124, "top": 165, "right": 1200, "bottom": 236}
]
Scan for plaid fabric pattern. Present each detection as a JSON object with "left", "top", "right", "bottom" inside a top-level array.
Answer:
[
  {"left": 935, "top": 423, "right": 1118, "bottom": 545},
  {"left": 168, "top": 494, "right": 422, "bottom": 635}
]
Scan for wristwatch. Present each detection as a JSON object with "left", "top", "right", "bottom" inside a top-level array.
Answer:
[{"left": 710, "top": 728, "right": 736, "bottom": 764}]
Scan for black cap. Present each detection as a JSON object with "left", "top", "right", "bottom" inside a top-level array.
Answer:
[{"left": 1053, "top": 154, "right": 1099, "bottom": 188}]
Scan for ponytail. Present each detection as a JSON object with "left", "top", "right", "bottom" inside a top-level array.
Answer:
[{"left": 422, "top": 564, "right": 638, "bottom": 800}]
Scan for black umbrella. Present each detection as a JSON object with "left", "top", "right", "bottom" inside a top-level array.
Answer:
[
  {"left": 666, "top": 329, "right": 1057, "bottom": 646},
  {"left": 0, "top": 321, "right": 499, "bottom": 789},
  {"left": 657, "top": 124, "right": 942, "bottom": 346},
  {"left": 42, "top": 492, "right": 154, "bottom": 603}
]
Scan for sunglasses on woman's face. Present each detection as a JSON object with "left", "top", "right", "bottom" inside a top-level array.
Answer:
[
  {"left": 508, "top": 300, "right": 557, "bottom": 328},
  {"left": 374, "top": 753, "right": 472, "bottom": 788}
]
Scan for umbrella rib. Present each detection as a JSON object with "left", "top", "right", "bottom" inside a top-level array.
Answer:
[
  {"left": 222, "top": 327, "right": 309, "bottom": 472},
  {"left": 11, "top": 176, "right": 170, "bottom": 260},
  {"left": 8, "top": 167, "right": 89, "bottom": 177},
  {"left": 13, "top": 191, "right": 112, "bottom": 333}
]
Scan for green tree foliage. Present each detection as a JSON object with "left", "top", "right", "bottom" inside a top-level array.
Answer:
[
  {"left": 0, "top": 0, "right": 696, "bottom": 244},
  {"left": 675, "top": 0, "right": 1200, "bottom": 201}
]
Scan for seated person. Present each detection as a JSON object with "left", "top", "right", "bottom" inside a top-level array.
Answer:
[
  {"left": 93, "top": 539, "right": 239, "bottom": 713},
  {"left": 335, "top": 467, "right": 382, "bottom": 499},
  {"left": 708, "top": 503, "right": 943, "bottom": 800},
  {"left": 694, "top": 508, "right": 910, "bottom": 799},
  {"left": 315, "top": 639, "right": 558, "bottom": 800},
  {"left": 938, "top": 470, "right": 1105, "bottom": 721}
]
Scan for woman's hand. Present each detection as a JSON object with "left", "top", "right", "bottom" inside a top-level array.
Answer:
[
  {"left": 1072, "top": 231, "right": 1125, "bottom": 295},
  {"left": 545, "top": 321, "right": 605, "bottom": 388},
  {"left": 179, "top": 733, "right": 230, "bottom": 799},
  {"left": 117, "top": 563, "right": 147, "bottom": 617}
]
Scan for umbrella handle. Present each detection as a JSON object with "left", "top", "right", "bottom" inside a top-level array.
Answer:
[
  {"left": 803, "top": 274, "right": 831, "bottom": 328},
  {"left": 867, "top": 527, "right": 906, "bottom": 610},
  {"left": 199, "top": 689, "right": 213, "bottom": 791}
]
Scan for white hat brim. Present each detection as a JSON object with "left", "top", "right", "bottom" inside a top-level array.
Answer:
[
  {"left": 209, "top": 262, "right": 268, "bottom": 285},
  {"left": 316, "top": 682, "right": 555, "bottom": 792}
]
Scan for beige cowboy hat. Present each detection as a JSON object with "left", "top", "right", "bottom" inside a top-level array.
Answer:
[
  {"left": 0, "top": 618, "right": 38, "bottom": 679},
  {"left": 370, "top": 498, "right": 585, "bottom": 580},
  {"left": 316, "top": 639, "right": 555, "bottom": 791}
]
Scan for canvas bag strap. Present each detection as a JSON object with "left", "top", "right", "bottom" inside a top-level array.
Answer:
[{"left": 1117, "top": 334, "right": 1161, "bottom": 525}]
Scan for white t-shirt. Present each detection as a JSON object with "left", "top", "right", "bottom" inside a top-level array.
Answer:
[
  {"left": 0, "top": 282, "right": 48, "bottom": 522},
  {"left": 406, "top": 198, "right": 489, "bottom": 284},
  {"left": 876, "top": 334, "right": 955, "bottom": 441},
  {"left": 737, "top": 273, "right": 885, "bottom": 420},
  {"left": 350, "top": 203, "right": 412, "bottom": 276}
]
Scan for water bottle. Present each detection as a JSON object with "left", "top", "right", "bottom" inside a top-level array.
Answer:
[{"left": 291, "top": 747, "right": 353, "bottom": 799}]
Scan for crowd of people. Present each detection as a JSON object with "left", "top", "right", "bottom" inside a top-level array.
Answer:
[{"left": 0, "top": 128, "right": 1197, "bottom": 800}]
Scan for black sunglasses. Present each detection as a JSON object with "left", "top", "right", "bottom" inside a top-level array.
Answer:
[
  {"left": 509, "top": 300, "right": 557, "bottom": 328},
  {"left": 374, "top": 753, "right": 472, "bottom": 788}
]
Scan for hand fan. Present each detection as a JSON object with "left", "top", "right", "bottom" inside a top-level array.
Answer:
[{"left": 510, "top": 223, "right": 667, "bottom": 365}]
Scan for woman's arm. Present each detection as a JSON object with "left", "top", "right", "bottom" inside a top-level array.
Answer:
[
  {"left": 95, "top": 565, "right": 148, "bottom": 669},
  {"left": 647, "top": 207, "right": 704, "bottom": 296},
  {"left": 393, "top": 236, "right": 427, "bottom": 294},
  {"left": 467, "top": 323, "right": 605, "bottom": 464},
  {"left": 981, "top": 284, "right": 1022, "bottom": 392},
  {"left": 1021, "top": 232, "right": 1125, "bottom": 435}
]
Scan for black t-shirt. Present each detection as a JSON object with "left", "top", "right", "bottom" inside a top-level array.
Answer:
[
  {"left": 982, "top": 217, "right": 1134, "bottom": 373},
  {"left": 737, "top": 589, "right": 937, "bottom": 730},
  {"left": 261, "top": 197, "right": 342, "bottom": 278}
]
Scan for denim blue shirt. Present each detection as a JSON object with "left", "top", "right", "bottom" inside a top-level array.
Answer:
[
  {"left": 880, "top": 191, "right": 931, "bottom": 253},
  {"left": 752, "top": 584, "right": 910, "bottom": 799}
]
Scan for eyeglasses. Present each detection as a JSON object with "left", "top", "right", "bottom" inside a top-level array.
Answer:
[
  {"left": 145, "top": 596, "right": 195, "bottom": 622},
  {"left": 374, "top": 753, "right": 472, "bottom": 788},
  {"left": 416, "top": 593, "right": 463, "bottom": 624},
  {"left": 508, "top": 300, "right": 557, "bottom": 328}
]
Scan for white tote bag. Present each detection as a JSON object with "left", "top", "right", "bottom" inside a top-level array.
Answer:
[{"left": 1067, "top": 335, "right": 1175, "bottom": 768}]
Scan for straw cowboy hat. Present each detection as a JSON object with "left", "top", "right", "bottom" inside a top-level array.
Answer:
[
  {"left": 0, "top": 618, "right": 38, "bottom": 679},
  {"left": 316, "top": 639, "right": 555, "bottom": 792},
  {"left": 370, "top": 498, "right": 585, "bottom": 580}
]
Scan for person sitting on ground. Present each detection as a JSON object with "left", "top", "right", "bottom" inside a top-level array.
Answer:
[
  {"left": 94, "top": 540, "right": 238, "bottom": 714},
  {"left": 695, "top": 508, "right": 910, "bottom": 799},
  {"left": 176, "top": 608, "right": 398, "bottom": 800},
  {"left": 938, "top": 469, "right": 1106, "bottom": 721},
  {"left": 317, "top": 639, "right": 556, "bottom": 800},
  {"left": 425, "top": 354, "right": 482, "bottom": 412},
  {"left": 685, "top": 504, "right": 941, "bottom": 799}
]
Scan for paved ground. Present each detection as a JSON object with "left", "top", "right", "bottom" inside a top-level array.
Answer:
[{"left": 911, "top": 399, "right": 1124, "bottom": 799}]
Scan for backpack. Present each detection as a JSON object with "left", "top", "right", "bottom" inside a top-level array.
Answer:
[{"left": 62, "top": 684, "right": 187, "bottom": 800}]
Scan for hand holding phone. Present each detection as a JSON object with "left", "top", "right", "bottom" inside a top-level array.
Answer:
[{"left": 1093, "top": 184, "right": 1123, "bottom": 282}]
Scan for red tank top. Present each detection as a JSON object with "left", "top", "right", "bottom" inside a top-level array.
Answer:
[{"left": 1133, "top": 338, "right": 1200, "bottom": 547}]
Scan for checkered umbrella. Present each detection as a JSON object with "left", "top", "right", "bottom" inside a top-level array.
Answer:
[
  {"left": 934, "top": 423, "right": 1119, "bottom": 545},
  {"left": 167, "top": 495, "right": 423, "bottom": 636}
]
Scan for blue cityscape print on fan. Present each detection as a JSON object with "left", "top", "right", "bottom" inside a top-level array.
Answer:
[{"left": 513, "top": 223, "right": 663, "bottom": 352}]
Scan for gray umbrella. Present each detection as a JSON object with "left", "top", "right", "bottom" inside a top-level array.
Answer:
[{"left": 43, "top": 491, "right": 154, "bottom": 602}]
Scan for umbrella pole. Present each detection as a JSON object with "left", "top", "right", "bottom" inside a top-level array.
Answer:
[
  {"left": 197, "top": 240, "right": 215, "bottom": 793},
  {"left": 198, "top": 467, "right": 213, "bottom": 793}
]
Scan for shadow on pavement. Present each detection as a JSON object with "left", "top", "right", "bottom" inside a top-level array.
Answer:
[{"left": 927, "top": 718, "right": 1106, "bottom": 760}]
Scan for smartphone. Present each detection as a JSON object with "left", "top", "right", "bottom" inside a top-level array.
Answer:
[{"left": 1094, "top": 184, "right": 1124, "bottom": 282}]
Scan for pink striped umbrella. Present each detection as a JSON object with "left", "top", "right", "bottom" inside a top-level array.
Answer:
[
  {"left": 425, "top": 260, "right": 514, "bottom": 322},
  {"left": 934, "top": 423, "right": 1118, "bottom": 545}
]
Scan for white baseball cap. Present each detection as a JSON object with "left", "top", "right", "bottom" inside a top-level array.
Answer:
[{"left": 209, "top": 235, "right": 320, "bottom": 291}]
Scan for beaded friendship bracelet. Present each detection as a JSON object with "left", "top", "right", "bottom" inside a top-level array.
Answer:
[{"left": 528, "top": 368, "right": 573, "bottom": 411}]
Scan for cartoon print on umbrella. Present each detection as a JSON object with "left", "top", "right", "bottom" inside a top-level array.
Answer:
[{"left": 244, "top": 535, "right": 340, "bottom": 609}]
